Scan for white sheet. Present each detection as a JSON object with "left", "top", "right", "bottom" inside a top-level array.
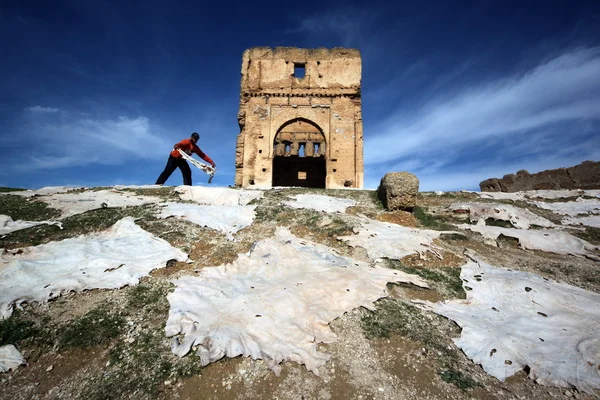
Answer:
[
  {"left": 165, "top": 227, "right": 428, "bottom": 376},
  {"left": 0, "top": 215, "right": 62, "bottom": 235},
  {"left": 476, "top": 190, "right": 585, "bottom": 201},
  {"left": 338, "top": 217, "right": 456, "bottom": 260},
  {"left": 449, "top": 203, "right": 556, "bottom": 229},
  {"left": 0, "top": 217, "right": 188, "bottom": 319},
  {"left": 175, "top": 186, "right": 263, "bottom": 206},
  {"left": 533, "top": 198, "right": 600, "bottom": 217},
  {"left": 281, "top": 194, "right": 357, "bottom": 213},
  {"left": 2, "top": 186, "right": 82, "bottom": 198},
  {"left": 458, "top": 224, "right": 599, "bottom": 258},
  {"left": 0, "top": 345, "right": 25, "bottom": 373},
  {"left": 41, "top": 189, "right": 161, "bottom": 219},
  {"left": 416, "top": 254, "right": 600, "bottom": 395},
  {"left": 158, "top": 202, "right": 256, "bottom": 240},
  {"left": 562, "top": 215, "right": 600, "bottom": 229}
]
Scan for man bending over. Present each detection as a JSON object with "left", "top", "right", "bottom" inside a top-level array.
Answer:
[{"left": 155, "top": 132, "right": 216, "bottom": 186}]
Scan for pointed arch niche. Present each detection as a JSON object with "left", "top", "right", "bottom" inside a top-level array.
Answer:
[{"left": 272, "top": 118, "right": 327, "bottom": 188}]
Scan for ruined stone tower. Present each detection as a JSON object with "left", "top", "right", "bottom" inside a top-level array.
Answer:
[{"left": 235, "top": 47, "right": 364, "bottom": 189}]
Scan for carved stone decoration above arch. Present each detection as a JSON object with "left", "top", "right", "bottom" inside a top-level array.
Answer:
[{"left": 273, "top": 118, "right": 327, "bottom": 158}]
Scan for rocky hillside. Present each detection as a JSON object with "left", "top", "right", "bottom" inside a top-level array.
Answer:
[{"left": 0, "top": 185, "right": 599, "bottom": 400}]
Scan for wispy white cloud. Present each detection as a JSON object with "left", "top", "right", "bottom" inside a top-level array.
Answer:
[
  {"left": 365, "top": 47, "right": 600, "bottom": 168},
  {"left": 10, "top": 112, "right": 172, "bottom": 171},
  {"left": 288, "top": 7, "right": 380, "bottom": 51},
  {"left": 27, "top": 105, "right": 60, "bottom": 113}
]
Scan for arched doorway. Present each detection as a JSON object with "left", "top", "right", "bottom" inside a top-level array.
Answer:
[{"left": 272, "top": 118, "right": 326, "bottom": 188}]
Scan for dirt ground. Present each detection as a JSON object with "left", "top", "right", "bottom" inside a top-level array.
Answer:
[{"left": 1, "top": 188, "right": 598, "bottom": 399}]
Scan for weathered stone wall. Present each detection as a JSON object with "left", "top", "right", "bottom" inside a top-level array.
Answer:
[
  {"left": 479, "top": 161, "right": 600, "bottom": 192},
  {"left": 235, "top": 47, "right": 364, "bottom": 189}
]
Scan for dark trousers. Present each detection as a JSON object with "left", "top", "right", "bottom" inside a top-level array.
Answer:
[{"left": 155, "top": 155, "right": 192, "bottom": 185}]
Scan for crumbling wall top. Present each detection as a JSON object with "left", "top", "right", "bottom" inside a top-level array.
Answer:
[
  {"left": 244, "top": 47, "right": 361, "bottom": 61},
  {"left": 240, "top": 47, "right": 362, "bottom": 93}
]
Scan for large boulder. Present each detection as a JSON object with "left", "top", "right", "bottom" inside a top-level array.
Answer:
[{"left": 377, "top": 172, "right": 419, "bottom": 211}]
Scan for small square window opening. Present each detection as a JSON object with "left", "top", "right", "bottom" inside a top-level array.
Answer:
[{"left": 294, "top": 63, "right": 306, "bottom": 78}]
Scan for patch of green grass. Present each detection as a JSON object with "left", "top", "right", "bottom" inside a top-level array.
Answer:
[
  {"left": 84, "top": 330, "right": 202, "bottom": 399},
  {"left": 412, "top": 207, "right": 456, "bottom": 231},
  {"left": 368, "top": 190, "right": 384, "bottom": 210},
  {"left": 127, "top": 283, "right": 170, "bottom": 314},
  {"left": 361, "top": 299, "right": 427, "bottom": 340},
  {"left": 439, "top": 369, "right": 481, "bottom": 390},
  {"left": 59, "top": 302, "right": 126, "bottom": 349},
  {"left": 484, "top": 218, "right": 514, "bottom": 228},
  {"left": 0, "top": 194, "right": 62, "bottom": 221},
  {"left": 571, "top": 226, "right": 600, "bottom": 246},
  {"left": 361, "top": 298, "right": 480, "bottom": 390},
  {"left": 387, "top": 259, "right": 465, "bottom": 299},
  {"left": 530, "top": 195, "right": 581, "bottom": 203},
  {"left": 118, "top": 187, "right": 181, "bottom": 202},
  {"left": 0, "top": 187, "right": 26, "bottom": 192},
  {"left": 0, "top": 205, "right": 156, "bottom": 249},
  {"left": 0, "top": 310, "right": 39, "bottom": 346},
  {"left": 439, "top": 233, "right": 468, "bottom": 242},
  {"left": 319, "top": 216, "right": 355, "bottom": 237},
  {"left": 361, "top": 299, "right": 460, "bottom": 361},
  {"left": 497, "top": 234, "right": 520, "bottom": 248},
  {"left": 254, "top": 205, "right": 288, "bottom": 223}
]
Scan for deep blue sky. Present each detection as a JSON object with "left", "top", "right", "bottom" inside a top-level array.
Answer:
[{"left": 1, "top": 0, "right": 599, "bottom": 190}]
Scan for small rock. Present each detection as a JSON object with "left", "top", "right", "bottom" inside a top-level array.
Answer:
[
  {"left": 483, "top": 238, "right": 498, "bottom": 247},
  {"left": 46, "top": 365, "right": 53, "bottom": 372},
  {"left": 164, "top": 380, "right": 172, "bottom": 386},
  {"left": 564, "top": 391, "right": 573, "bottom": 398},
  {"left": 378, "top": 388, "right": 384, "bottom": 392}
]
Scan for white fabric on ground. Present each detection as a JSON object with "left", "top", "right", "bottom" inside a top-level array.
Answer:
[
  {"left": 113, "top": 185, "right": 164, "bottom": 190},
  {"left": 158, "top": 202, "right": 256, "bottom": 240},
  {"left": 3, "top": 186, "right": 82, "bottom": 198},
  {"left": 476, "top": 190, "right": 585, "bottom": 201},
  {"left": 585, "top": 190, "right": 600, "bottom": 198},
  {"left": 449, "top": 203, "right": 556, "bottom": 229},
  {"left": 416, "top": 254, "right": 600, "bottom": 395},
  {"left": 42, "top": 189, "right": 161, "bottom": 219},
  {"left": 281, "top": 194, "right": 357, "bottom": 213},
  {"left": 562, "top": 215, "right": 600, "bottom": 229},
  {"left": 175, "top": 186, "right": 263, "bottom": 206},
  {"left": 533, "top": 198, "right": 600, "bottom": 217},
  {"left": 0, "top": 215, "right": 62, "bottom": 235},
  {"left": 0, "top": 217, "right": 188, "bottom": 319},
  {"left": 165, "top": 227, "right": 428, "bottom": 376},
  {"left": 0, "top": 345, "right": 25, "bottom": 372},
  {"left": 522, "top": 190, "right": 586, "bottom": 199},
  {"left": 338, "top": 217, "right": 455, "bottom": 260},
  {"left": 458, "top": 224, "right": 599, "bottom": 258}
]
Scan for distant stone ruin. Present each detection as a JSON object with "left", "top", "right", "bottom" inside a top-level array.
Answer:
[
  {"left": 234, "top": 47, "right": 364, "bottom": 189},
  {"left": 479, "top": 161, "right": 600, "bottom": 192}
]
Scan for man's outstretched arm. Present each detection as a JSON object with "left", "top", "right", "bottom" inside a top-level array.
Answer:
[{"left": 194, "top": 148, "right": 216, "bottom": 167}]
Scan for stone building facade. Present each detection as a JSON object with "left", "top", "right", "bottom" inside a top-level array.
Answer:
[{"left": 234, "top": 47, "right": 364, "bottom": 189}]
